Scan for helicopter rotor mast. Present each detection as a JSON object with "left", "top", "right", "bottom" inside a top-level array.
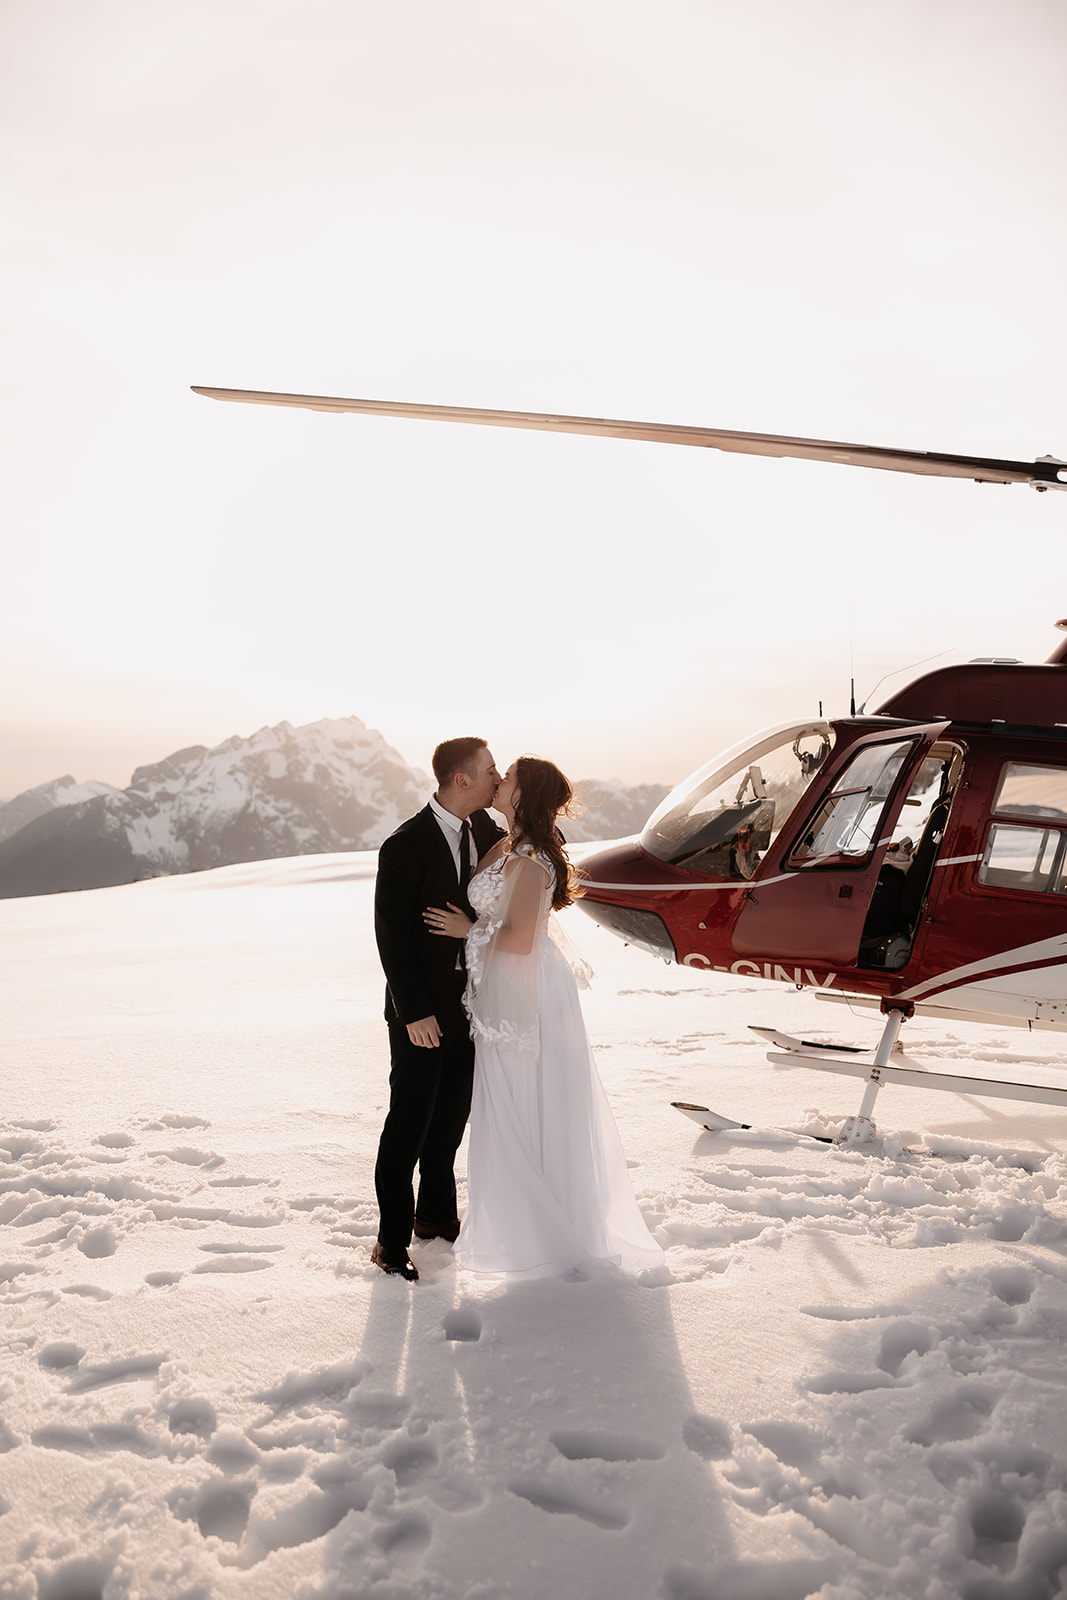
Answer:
[{"left": 191, "top": 386, "right": 1067, "bottom": 492}]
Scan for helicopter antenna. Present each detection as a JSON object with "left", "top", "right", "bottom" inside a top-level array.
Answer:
[
  {"left": 849, "top": 610, "right": 856, "bottom": 716},
  {"left": 857, "top": 647, "right": 960, "bottom": 713}
]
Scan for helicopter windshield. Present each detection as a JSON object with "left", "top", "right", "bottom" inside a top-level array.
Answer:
[{"left": 641, "top": 721, "right": 834, "bottom": 880}]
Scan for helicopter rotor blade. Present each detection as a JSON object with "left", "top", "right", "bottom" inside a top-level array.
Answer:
[{"left": 190, "top": 386, "right": 1067, "bottom": 492}]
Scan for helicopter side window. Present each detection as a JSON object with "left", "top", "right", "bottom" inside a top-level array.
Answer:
[
  {"left": 992, "top": 763, "right": 1067, "bottom": 822},
  {"left": 788, "top": 740, "right": 913, "bottom": 865},
  {"left": 978, "top": 762, "right": 1067, "bottom": 894},
  {"left": 979, "top": 825, "right": 1067, "bottom": 894}
]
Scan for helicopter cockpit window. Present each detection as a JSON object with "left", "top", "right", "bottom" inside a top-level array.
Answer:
[
  {"left": 788, "top": 739, "right": 913, "bottom": 865},
  {"left": 641, "top": 721, "right": 833, "bottom": 880},
  {"left": 978, "top": 762, "right": 1067, "bottom": 894}
]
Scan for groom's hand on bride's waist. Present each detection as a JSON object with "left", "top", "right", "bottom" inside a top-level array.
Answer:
[{"left": 407, "top": 1016, "right": 442, "bottom": 1048}]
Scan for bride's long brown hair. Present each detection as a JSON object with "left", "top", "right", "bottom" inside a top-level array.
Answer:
[{"left": 510, "top": 756, "right": 582, "bottom": 911}]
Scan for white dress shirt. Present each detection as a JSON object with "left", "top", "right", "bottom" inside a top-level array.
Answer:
[{"left": 428, "top": 794, "right": 477, "bottom": 882}]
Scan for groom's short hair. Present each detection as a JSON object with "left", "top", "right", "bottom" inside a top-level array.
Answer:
[{"left": 433, "top": 737, "right": 488, "bottom": 786}]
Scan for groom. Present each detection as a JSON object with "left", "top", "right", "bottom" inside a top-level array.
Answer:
[{"left": 372, "top": 737, "right": 505, "bottom": 1281}]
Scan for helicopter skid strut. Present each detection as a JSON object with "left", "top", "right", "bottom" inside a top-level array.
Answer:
[{"left": 834, "top": 1005, "right": 909, "bottom": 1145}]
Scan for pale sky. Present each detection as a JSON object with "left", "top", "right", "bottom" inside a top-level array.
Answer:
[{"left": 3, "top": 0, "right": 1065, "bottom": 796}]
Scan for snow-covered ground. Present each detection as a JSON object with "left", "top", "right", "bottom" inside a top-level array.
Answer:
[{"left": 2, "top": 855, "right": 1067, "bottom": 1600}]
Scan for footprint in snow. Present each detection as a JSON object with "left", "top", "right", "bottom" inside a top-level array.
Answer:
[
  {"left": 31, "top": 1422, "right": 163, "bottom": 1458},
  {"left": 442, "top": 1306, "right": 481, "bottom": 1342},
  {"left": 682, "top": 1414, "right": 733, "bottom": 1460},
  {"left": 804, "top": 1369, "right": 898, "bottom": 1395},
  {"left": 192, "top": 1256, "right": 274, "bottom": 1274},
  {"left": 66, "top": 1354, "right": 166, "bottom": 1394},
  {"left": 740, "top": 1420, "right": 822, "bottom": 1470},
  {"left": 663, "top": 1557, "right": 838, "bottom": 1600},
  {"left": 199, "top": 1241, "right": 283, "bottom": 1253},
  {"left": 206, "top": 1433, "right": 260, "bottom": 1465},
  {"left": 876, "top": 1319, "right": 935, "bottom": 1376},
  {"left": 170, "top": 1463, "right": 369, "bottom": 1567},
  {"left": 0, "top": 1134, "right": 46, "bottom": 1161},
  {"left": 149, "top": 1146, "right": 224, "bottom": 1169},
  {"left": 252, "top": 1359, "right": 368, "bottom": 1413},
  {"left": 168, "top": 1397, "right": 218, "bottom": 1438},
  {"left": 145, "top": 1270, "right": 183, "bottom": 1286},
  {"left": 327, "top": 1222, "right": 378, "bottom": 1243},
  {"left": 551, "top": 1428, "right": 664, "bottom": 1462},
  {"left": 77, "top": 1224, "right": 118, "bottom": 1259},
  {"left": 36, "top": 1556, "right": 113, "bottom": 1600},
  {"left": 986, "top": 1265, "right": 1034, "bottom": 1305},
  {"left": 381, "top": 1435, "right": 439, "bottom": 1485},
  {"left": 373, "top": 1512, "right": 432, "bottom": 1562},
  {"left": 969, "top": 1488, "right": 1026, "bottom": 1562},
  {"left": 248, "top": 1419, "right": 337, "bottom": 1452},
  {"left": 169, "top": 1477, "right": 256, "bottom": 1544},
  {"left": 37, "top": 1341, "right": 85, "bottom": 1371},
  {"left": 800, "top": 1303, "right": 910, "bottom": 1320},
  {"left": 94, "top": 1131, "right": 135, "bottom": 1149},
  {"left": 347, "top": 1391, "right": 411, "bottom": 1428},
  {"left": 905, "top": 1386, "right": 997, "bottom": 1446},
  {"left": 508, "top": 1481, "right": 629, "bottom": 1530}
]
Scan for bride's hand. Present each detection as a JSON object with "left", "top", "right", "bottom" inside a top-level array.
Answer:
[{"left": 423, "top": 903, "right": 473, "bottom": 938}]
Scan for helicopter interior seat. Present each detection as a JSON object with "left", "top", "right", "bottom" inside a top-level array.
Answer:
[
  {"left": 859, "top": 777, "right": 956, "bottom": 971},
  {"left": 898, "top": 789, "right": 953, "bottom": 929}
]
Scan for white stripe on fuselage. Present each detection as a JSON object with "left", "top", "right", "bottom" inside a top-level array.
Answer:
[
  {"left": 581, "top": 873, "right": 798, "bottom": 892},
  {"left": 900, "top": 931, "right": 1067, "bottom": 1001}
]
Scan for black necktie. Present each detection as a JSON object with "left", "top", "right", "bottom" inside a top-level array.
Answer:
[{"left": 458, "top": 819, "right": 472, "bottom": 899}]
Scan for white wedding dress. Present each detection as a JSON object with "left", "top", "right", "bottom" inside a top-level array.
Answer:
[{"left": 455, "top": 846, "right": 665, "bottom": 1279}]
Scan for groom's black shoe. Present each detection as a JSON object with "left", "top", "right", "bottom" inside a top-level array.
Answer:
[
  {"left": 371, "top": 1242, "right": 419, "bottom": 1281},
  {"left": 412, "top": 1219, "right": 461, "bottom": 1243}
]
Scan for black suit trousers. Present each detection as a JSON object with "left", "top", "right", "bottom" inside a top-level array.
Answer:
[{"left": 374, "top": 978, "right": 474, "bottom": 1251}]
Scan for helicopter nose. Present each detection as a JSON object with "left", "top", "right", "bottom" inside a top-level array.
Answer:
[{"left": 575, "top": 837, "right": 678, "bottom": 961}]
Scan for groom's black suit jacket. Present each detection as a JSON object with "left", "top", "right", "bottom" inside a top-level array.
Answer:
[{"left": 374, "top": 805, "right": 505, "bottom": 1027}]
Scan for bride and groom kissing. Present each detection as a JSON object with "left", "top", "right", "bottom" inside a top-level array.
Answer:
[{"left": 372, "top": 736, "right": 664, "bottom": 1284}]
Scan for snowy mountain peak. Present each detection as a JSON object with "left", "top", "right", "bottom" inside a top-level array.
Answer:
[
  {"left": 0, "top": 717, "right": 426, "bottom": 898},
  {"left": 0, "top": 774, "right": 122, "bottom": 846}
]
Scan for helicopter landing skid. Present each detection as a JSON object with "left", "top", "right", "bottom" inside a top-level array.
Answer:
[
  {"left": 753, "top": 1021, "right": 1067, "bottom": 1144},
  {"left": 670, "top": 1102, "right": 834, "bottom": 1144}
]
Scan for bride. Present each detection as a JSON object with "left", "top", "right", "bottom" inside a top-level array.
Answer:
[{"left": 424, "top": 756, "right": 664, "bottom": 1279}]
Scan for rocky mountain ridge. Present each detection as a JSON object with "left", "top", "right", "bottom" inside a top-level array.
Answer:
[
  {"left": 0, "top": 775, "right": 121, "bottom": 845},
  {"left": 0, "top": 722, "right": 670, "bottom": 899},
  {"left": 0, "top": 718, "right": 425, "bottom": 899}
]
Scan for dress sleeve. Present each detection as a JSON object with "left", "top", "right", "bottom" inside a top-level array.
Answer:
[{"left": 464, "top": 854, "right": 553, "bottom": 1057}]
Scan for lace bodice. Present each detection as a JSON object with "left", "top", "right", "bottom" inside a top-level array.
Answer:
[
  {"left": 469, "top": 847, "right": 554, "bottom": 917},
  {"left": 463, "top": 849, "right": 554, "bottom": 1056},
  {"left": 468, "top": 854, "right": 509, "bottom": 919}
]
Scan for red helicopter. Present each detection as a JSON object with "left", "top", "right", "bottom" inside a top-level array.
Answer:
[{"left": 192, "top": 385, "right": 1067, "bottom": 1142}]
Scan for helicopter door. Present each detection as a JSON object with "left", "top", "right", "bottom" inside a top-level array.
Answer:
[{"left": 731, "top": 721, "right": 950, "bottom": 966}]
